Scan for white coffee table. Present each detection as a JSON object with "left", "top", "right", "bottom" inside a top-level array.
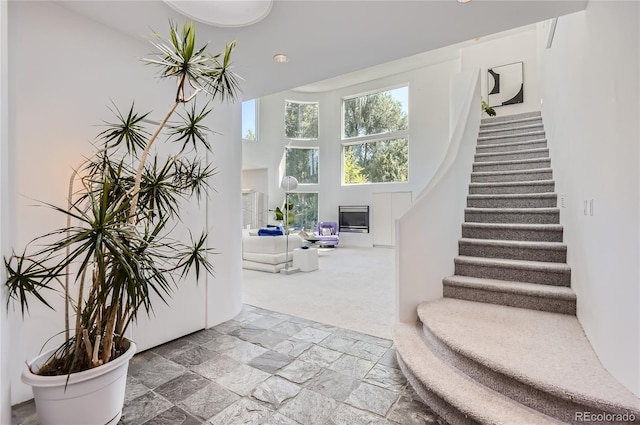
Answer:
[{"left": 293, "top": 247, "right": 318, "bottom": 272}]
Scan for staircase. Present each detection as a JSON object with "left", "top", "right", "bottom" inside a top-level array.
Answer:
[
  {"left": 394, "top": 112, "right": 640, "bottom": 424},
  {"left": 446, "top": 111, "right": 575, "bottom": 315}
]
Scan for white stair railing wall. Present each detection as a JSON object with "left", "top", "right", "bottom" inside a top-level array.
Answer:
[{"left": 396, "top": 69, "right": 481, "bottom": 323}]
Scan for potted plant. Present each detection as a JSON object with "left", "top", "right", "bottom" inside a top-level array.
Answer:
[
  {"left": 270, "top": 200, "right": 295, "bottom": 228},
  {"left": 4, "top": 22, "right": 240, "bottom": 425}
]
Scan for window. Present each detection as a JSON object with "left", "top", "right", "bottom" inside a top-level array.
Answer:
[
  {"left": 242, "top": 99, "right": 257, "bottom": 141},
  {"left": 285, "top": 101, "right": 318, "bottom": 139},
  {"left": 286, "top": 192, "right": 318, "bottom": 231},
  {"left": 342, "top": 86, "right": 409, "bottom": 184},
  {"left": 286, "top": 147, "right": 319, "bottom": 184}
]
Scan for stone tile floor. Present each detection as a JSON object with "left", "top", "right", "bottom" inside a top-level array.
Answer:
[{"left": 12, "top": 304, "right": 446, "bottom": 425}]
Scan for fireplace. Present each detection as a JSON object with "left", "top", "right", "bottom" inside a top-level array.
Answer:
[{"left": 339, "top": 205, "right": 370, "bottom": 233}]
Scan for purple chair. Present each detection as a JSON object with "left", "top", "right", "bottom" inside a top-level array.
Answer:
[{"left": 315, "top": 221, "right": 339, "bottom": 247}]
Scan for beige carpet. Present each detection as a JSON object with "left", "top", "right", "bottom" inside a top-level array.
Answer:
[{"left": 242, "top": 246, "right": 396, "bottom": 339}]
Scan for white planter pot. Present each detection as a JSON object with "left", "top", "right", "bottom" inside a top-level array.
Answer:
[{"left": 22, "top": 339, "right": 137, "bottom": 425}]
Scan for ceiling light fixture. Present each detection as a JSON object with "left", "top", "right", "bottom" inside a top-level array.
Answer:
[
  {"left": 457, "top": 0, "right": 472, "bottom": 3},
  {"left": 164, "top": 0, "right": 273, "bottom": 28},
  {"left": 273, "top": 54, "right": 289, "bottom": 63}
]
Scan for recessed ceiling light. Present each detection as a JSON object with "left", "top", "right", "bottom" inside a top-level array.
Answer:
[
  {"left": 164, "top": 0, "right": 273, "bottom": 28},
  {"left": 457, "top": 0, "right": 472, "bottom": 3},
  {"left": 273, "top": 54, "right": 289, "bottom": 63}
]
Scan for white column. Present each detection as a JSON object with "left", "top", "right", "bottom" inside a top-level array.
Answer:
[{"left": 206, "top": 101, "right": 244, "bottom": 327}]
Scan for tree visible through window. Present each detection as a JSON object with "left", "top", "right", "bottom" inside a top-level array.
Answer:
[
  {"left": 344, "top": 139, "right": 408, "bottom": 184},
  {"left": 286, "top": 147, "right": 319, "bottom": 184},
  {"left": 285, "top": 101, "right": 318, "bottom": 139},
  {"left": 342, "top": 87, "right": 409, "bottom": 184},
  {"left": 286, "top": 192, "right": 318, "bottom": 231}
]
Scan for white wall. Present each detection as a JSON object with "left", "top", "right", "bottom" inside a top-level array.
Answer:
[
  {"left": 243, "top": 58, "right": 461, "bottom": 246},
  {"left": 0, "top": 0, "right": 11, "bottom": 422},
  {"left": 537, "top": 1, "right": 640, "bottom": 396},
  {"left": 7, "top": 1, "right": 242, "bottom": 403},
  {"left": 461, "top": 28, "right": 540, "bottom": 116}
]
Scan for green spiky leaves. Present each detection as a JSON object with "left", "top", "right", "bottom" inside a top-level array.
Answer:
[{"left": 144, "top": 21, "right": 242, "bottom": 103}]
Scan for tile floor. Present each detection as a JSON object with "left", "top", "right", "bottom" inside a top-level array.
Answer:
[{"left": 12, "top": 305, "right": 446, "bottom": 425}]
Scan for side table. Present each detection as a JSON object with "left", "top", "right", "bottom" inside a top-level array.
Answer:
[{"left": 293, "top": 247, "right": 318, "bottom": 272}]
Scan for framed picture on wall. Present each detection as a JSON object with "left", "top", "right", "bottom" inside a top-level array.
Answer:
[{"left": 487, "top": 61, "right": 524, "bottom": 107}]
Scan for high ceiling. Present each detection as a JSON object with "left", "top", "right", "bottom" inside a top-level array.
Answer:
[{"left": 58, "top": 0, "right": 587, "bottom": 100}]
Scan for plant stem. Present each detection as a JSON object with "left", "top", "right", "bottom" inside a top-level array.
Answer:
[
  {"left": 63, "top": 168, "right": 79, "bottom": 351},
  {"left": 127, "top": 100, "right": 180, "bottom": 223}
]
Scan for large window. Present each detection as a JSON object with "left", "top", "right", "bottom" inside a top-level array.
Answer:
[
  {"left": 242, "top": 99, "right": 257, "bottom": 141},
  {"left": 286, "top": 192, "right": 318, "bottom": 231},
  {"left": 286, "top": 147, "right": 319, "bottom": 184},
  {"left": 285, "top": 101, "right": 318, "bottom": 139},
  {"left": 342, "top": 86, "right": 409, "bottom": 184}
]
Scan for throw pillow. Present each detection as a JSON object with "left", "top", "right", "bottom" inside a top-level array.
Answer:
[{"left": 321, "top": 227, "right": 333, "bottom": 236}]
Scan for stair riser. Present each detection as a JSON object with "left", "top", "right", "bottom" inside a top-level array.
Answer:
[
  {"left": 473, "top": 159, "right": 551, "bottom": 172},
  {"left": 467, "top": 196, "right": 557, "bottom": 209},
  {"left": 454, "top": 262, "right": 571, "bottom": 286},
  {"left": 475, "top": 149, "right": 549, "bottom": 163},
  {"left": 479, "top": 125, "right": 544, "bottom": 137},
  {"left": 458, "top": 242, "right": 567, "bottom": 263},
  {"left": 461, "top": 226, "right": 564, "bottom": 242},
  {"left": 396, "top": 355, "right": 479, "bottom": 425},
  {"left": 478, "top": 132, "right": 546, "bottom": 145},
  {"left": 420, "top": 321, "right": 600, "bottom": 424},
  {"left": 443, "top": 285, "right": 576, "bottom": 314},
  {"left": 465, "top": 210, "right": 560, "bottom": 224},
  {"left": 476, "top": 140, "right": 547, "bottom": 154},
  {"left": 471, "top": 170, "right": 553, "bottom": 183}
]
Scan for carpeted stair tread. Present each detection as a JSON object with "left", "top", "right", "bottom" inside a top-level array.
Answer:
[
  {"left": 461, "top": 222, "right": 564, "bottom": 242},
  {"left": 459, "top": 238, "right": 566, "bottom": 253},
  {"left": 475, "top": 146, "right": 549, "bottom": 160},
  {"left": 475, "top": 138, "right": 547, "bottom": 153},
  {"left": 393, "top": 322, "right": 562, "bottom": 425},
  {"left": 443, "top": 275, "right": 575, "bottom": 300},
  {"left": 466, "top": 207, "right": 559, "bottom": 212},
  {"left": 471, "top": 168, "right": 553, "bottom": 183},
  {"left": 479, "top": 124, "right": 544, "bottom": 137},
  {"left": 469, "top": 180, "right": 555, "bottom": 194},
  {"left": 467, "top": 193, "right": 557, "bottom": 209},
  {"left": 465, "top": 207, "right": 560, "bottom": 225},
  {"left": 472, "top": 157, "right": 551, "bottom": 172},
  {"left": 455, "top": 255, "right": 571, "bottom": 275},
  {"left": 462, "top": 222, "right": 563, "bottom": 231},
  {"left": 477, "top": 130, "right": 546, "bottom": 145},
  {"left": 416, "top": 299, "right": 640, "bottom": 416}
]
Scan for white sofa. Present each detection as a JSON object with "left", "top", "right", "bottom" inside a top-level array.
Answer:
[{"left": 242, "top": 231, "right": 303, "bottom": 273}]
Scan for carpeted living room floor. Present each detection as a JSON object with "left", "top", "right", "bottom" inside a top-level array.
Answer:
[{"left": 242, "top": 246, "right": 396, "bottom": 339}]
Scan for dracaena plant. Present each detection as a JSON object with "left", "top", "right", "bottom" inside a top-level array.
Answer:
[{"left": 4, "top": 21, "right": 241, "bottom": 375}]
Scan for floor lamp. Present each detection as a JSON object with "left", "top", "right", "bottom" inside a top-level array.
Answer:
[{"left": 280, "top": 175, "right": 299, "bottom": 275}]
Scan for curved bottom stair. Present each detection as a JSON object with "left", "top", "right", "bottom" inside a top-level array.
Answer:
[{"left": 394, "top": 298, "right": 640, "bottom": 425}]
